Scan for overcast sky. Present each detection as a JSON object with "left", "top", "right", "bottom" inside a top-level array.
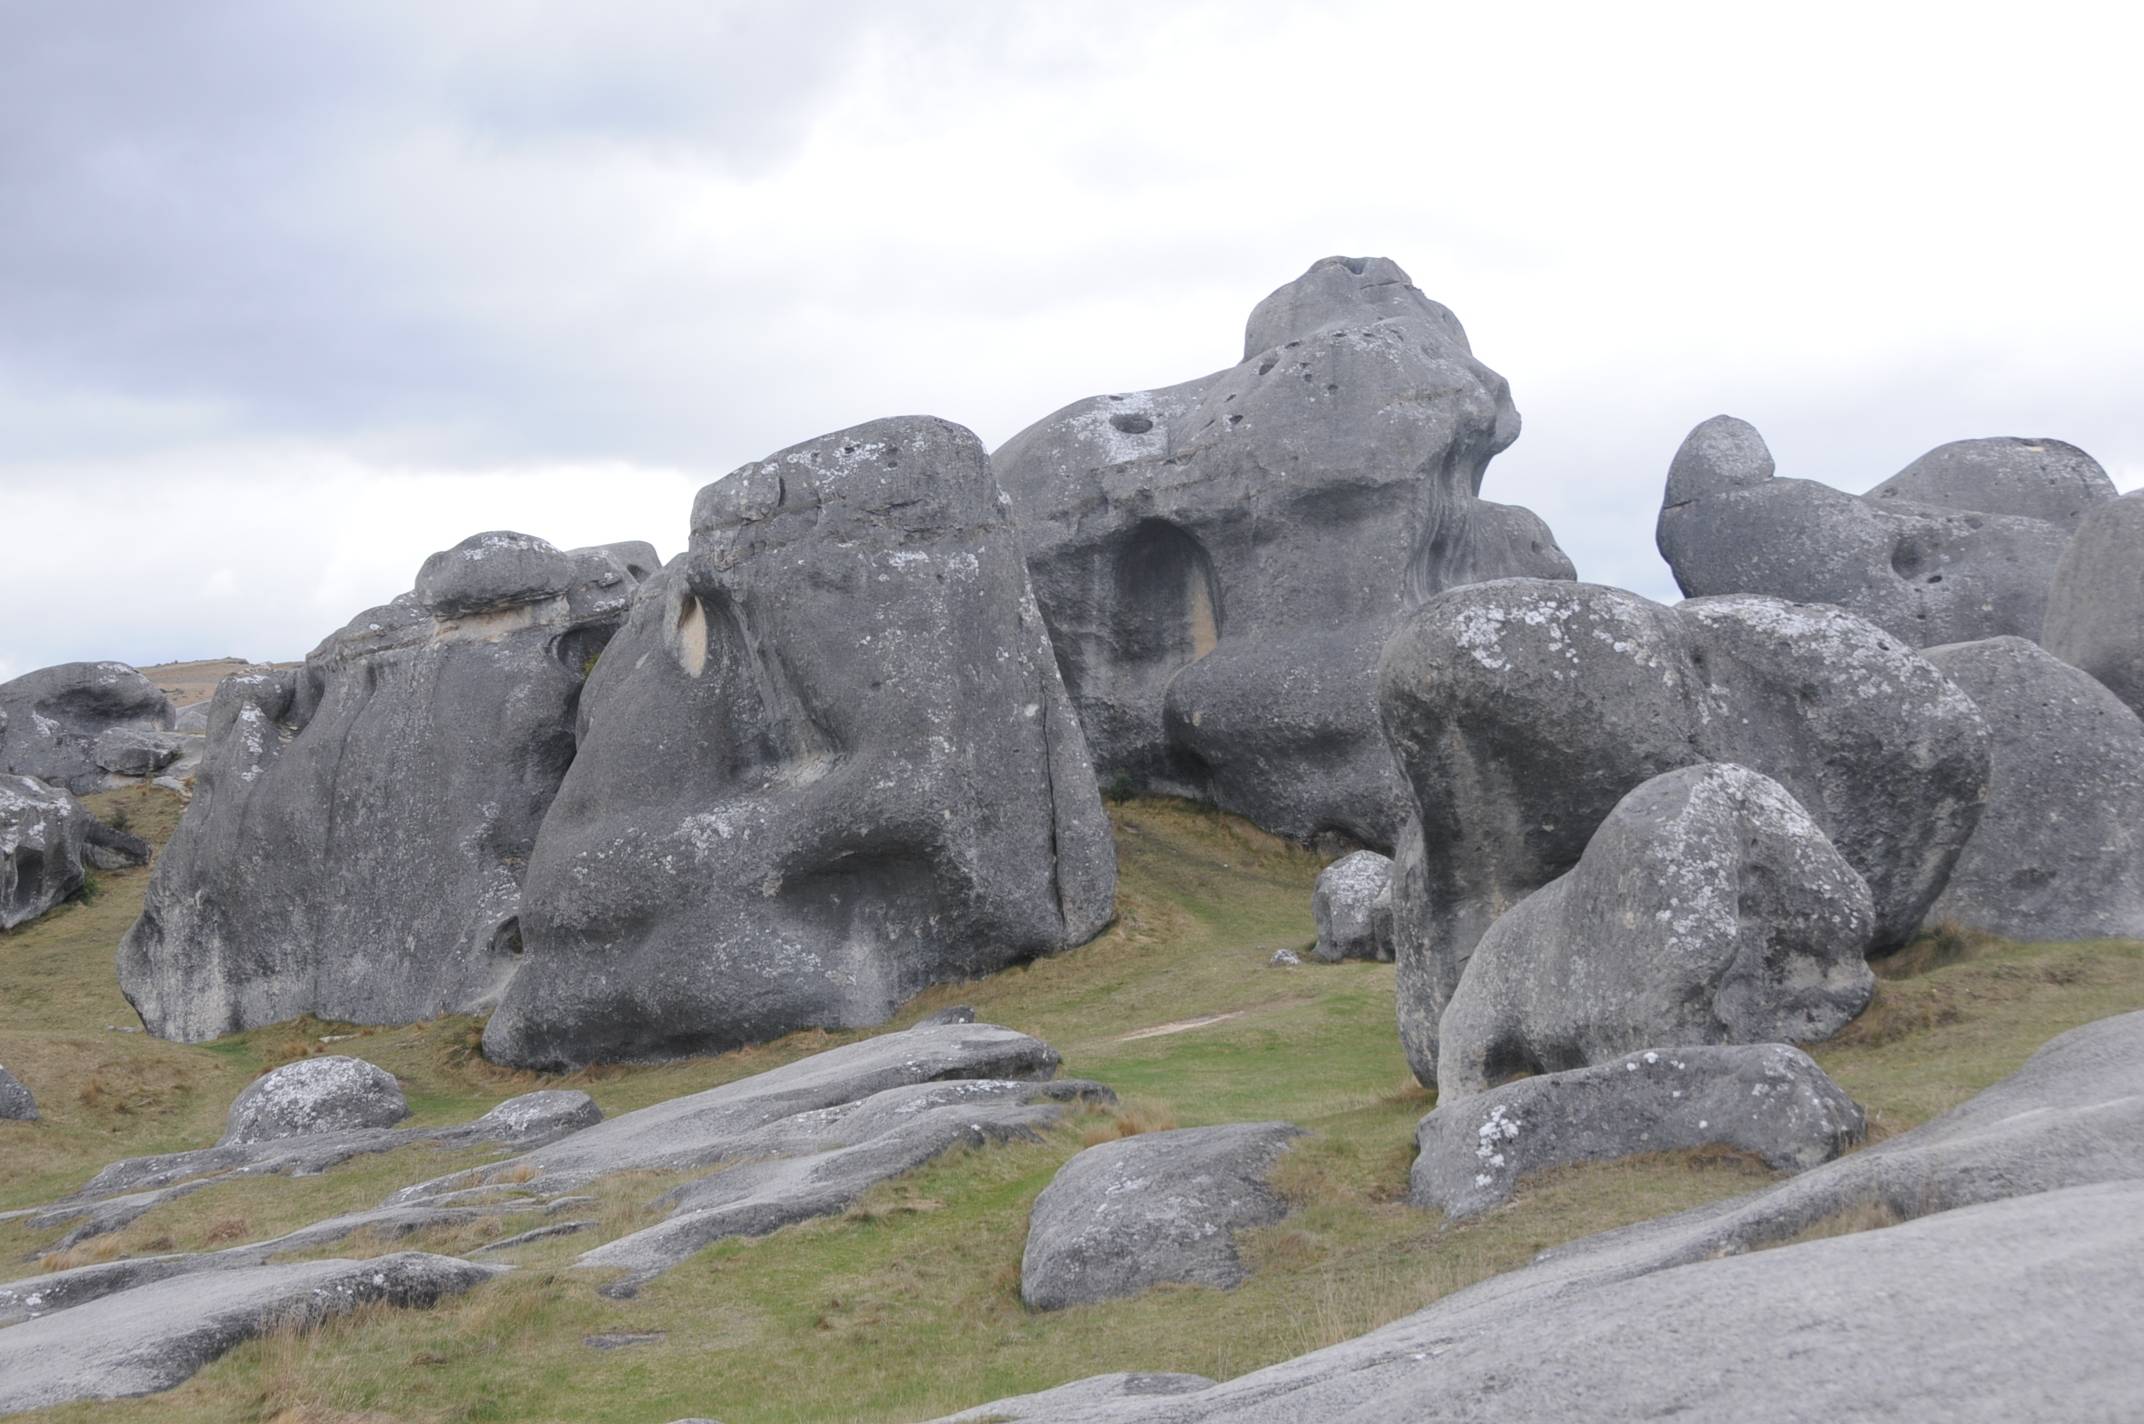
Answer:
[{"left": 3, "top": 1, "right": 2137, "bottom": 680}]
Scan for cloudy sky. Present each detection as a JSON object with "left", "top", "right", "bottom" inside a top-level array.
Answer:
[{"left": 3, "top": 1, "right": 2137, "bottom": 680}]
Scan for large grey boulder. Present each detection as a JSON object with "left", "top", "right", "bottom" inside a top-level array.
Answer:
[
  {"left": 1414, "top": 1044, "right": 1863, "bottom": 1220},
  {"left": 483, "top": 417, "right": 1116, "bottom": 1070},
  {"left": 1378, "top": 580, "right": 1988, "bottom": 1084},
  {"left": 1658, "top": 418, "right": 2114, "bottom": 647},
  {"left": 996, "top": 256, "right": 1572, "bottom": 848},
  {"left": 0, "top": 661, "right": 176, "bottom": 794},
  {"left": 0, "top": 1063, "right": 34, "bottom": 1121},
  {"left": 220, "top": 1056, "right": 409, "bottom": 1145},
  {"left": 2044, "top": 490, "right": 2144, "bottom": 718},
  {"left": 1310, "top": 851, "right": 1393, "bottom": 962},
  {"left": 89, "top": 726, "right": 184, "bottom": 777},
  {"left": 1436, "top": 764, "right": 1876, "bottom": 1098},
  {"left": 0, "top": 773, "right": 86, "bottom": 930},
  {"left": 1020, "top": 1122, "right": 1303, "bottom": 1310},
  {"left": 1920, "top": 636, "right": 2144, "bottom": 939},
  {"left": 118, "top": 533, "right": 648, "bottom": 1042}
]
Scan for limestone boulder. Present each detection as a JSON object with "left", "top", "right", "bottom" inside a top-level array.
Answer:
[
  {"left": 222, "top": 1056, "right": 408, "bottom": 1145},
  {"left": 90, "top": 726, "right": 185, "bottom": 777},
  {"left": 0, "top": 662, "right": 176, "bottom": 793},
  {"left": 1311, "top": 850, "right": 1393, "bottom": 962},
  {"left": 0, "top": 1063, "right": 35, "bottom": 1121},
  {"left": 0, "top": 772, "right": 86, "bottom": 930},
  {"left": 996, "top": 256, "right": 1572, "bottom": 847},
  {"left": 2044, "top": 490, "right": 2144, "bottom": 718}
]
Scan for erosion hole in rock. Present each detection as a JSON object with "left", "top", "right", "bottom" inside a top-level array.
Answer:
[
  {"left": 1113, "top": 518, "right": 1222, "bottom": 671},
  {"left": 1890, "top": 536, "right": 1931, "bottom": 580},
  {"left": 671, "top": 587, "right": 710, "bottom": 677},
  {"left": 1109, "top": 414, "right": 1154, "bottom": 435},
  {"left": 491, "top": 916, "right": 524, "bottom": 957}
]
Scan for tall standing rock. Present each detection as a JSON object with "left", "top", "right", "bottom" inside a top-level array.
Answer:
[
  {"left": 119, "top": 535, "right": 646, "bottom": 1042},
  {"left": 995, "top": 257, "right": 1572, "bottom": 847},
  {"left": 483, "top": 417, "right": 1117, "bottom": 1070},
  {"left": 0, "top": 663, "right": 176, "bottom": 793},
  {"left": 1, "top": 773, "right": 87, "bottom": 930},
  {"left": 2044, "top": 491, "right": 2144, "bottom": 718}
]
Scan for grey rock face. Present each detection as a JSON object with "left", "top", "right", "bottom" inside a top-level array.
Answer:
[
  {"left": 1659, "top": 418, "right": 2112, "bottom": 647},
  {"left": 483, "top": 417, "right": 1115, "bottom": 1070},
  {"left": 1311, "top": 851, "right": 1393, "bottom": 962},
  {"left": 119, "top": 531, "right": 646, "bottom": 1042},
  {"left": 1378, "top": 580, "right": 1987, "bottom": 1083},
  {"left": 1436, "top": 765, "right": 1876, "bottom": 1098},
  {"left": 933, "top": 1374, "right": 1217, "bottom": 1422},
  {"left": 220, "top": 1056, "right": 409, "bottom": 1145},
  {"left": 1920, "top": 636, "right": 2144, "bottom": 939},
  {"left": 0, "top": 773, "right": 86, "bottom": 930},
  {"left": 90, "top": 726, "right": 184, "bottom": 777},
  {"left": 996, "top": 256, "right": 1572, "bottom": 847},
  {"left": 0, "top": 661, "right": 176, "bottom": 794},
  {"left": 0, "top": 1063, "right": 34, "bottom": 1121},
  {"left": 1020, "top": 1122, "right": 1303, "bottom": 1310},
  {"left": 80, "top": 814, "right": 151, "bottom": 872},
  {"left": 2044, "top": 491, "right": 2144, "bottom": 717},
  {"left": 1414, "top": 1044, "right": 1863, "bottom": 1219}
]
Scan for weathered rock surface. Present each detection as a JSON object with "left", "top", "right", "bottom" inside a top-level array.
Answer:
[
  {"left": 1921, "top": 636, "right": 2144, "bottom": 939},
  {"left": 118, "top": 532, "right": 648, "bottom": 1042},
  {"left": 0, "top": 1063, "right": 34, "bottom": 1121},
  {"left": 1414, "top": 1044, "right": 1863, "bottom": 1219},
  {"left": 2044, "top": 490, "right": 2144, "bottom": 717},
  {"left": 1435, "top": 765, "right": 1876, "bottom": 1098},
  {"left": 0, "top": 1252, "right": 499, "bottom": 1415},
  {"left": 996, "top": 256, "right": 1572, "bottom": 847},
  {"left": 1310, "top": 851, "right": 1392, "bottom": 963},
  {"left": 934, "top": 1374, "right": 1217, "bottom": 1422},
  {"left": 79, "top": 814, "right": 151, "bottom": 872},
  {"left": 1378, "top": 580, "right": 1987, "bottom": 1083},
  {"left": 483, "top": 417, "right": 1115, "bottom": 1069},
  {"left": 1659, "top": 418, "right": 2113, "bottom": 647},
  {"left": 1020, "top": 1122, "right": 1303, "bottom": 1310},
  {"left": 0, "top": 662, "right": 176, "bottom": 794},
  {"left": 220, "top": 1056, "right": 409, "bottom": 1145},
  {"left": 89, "top": 726, "right": 184, "bottom": 777},
  {"left": 0, "top": 773, "right": 86, "bottom": 929}
]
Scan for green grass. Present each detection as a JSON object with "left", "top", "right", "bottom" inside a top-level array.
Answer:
[{"left": 3, "top": 789, "right": 2142, "bottom": 1423}]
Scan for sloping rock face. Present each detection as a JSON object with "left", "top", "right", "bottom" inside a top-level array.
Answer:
[
  {"left": 2044, "top": 490, "right": 2144, "bottom": 718},
  {"left": 995, "top": 257, "right": 1573, "bottom": 847},
  {"left": 0, "top": 662, "right": 176, "bottom": 794},
  {"left": 117, "top": 534, "right": 646, "bottom": 1042},
  {"left": 0, "top": 773, "right": 86, "bottom": 930},
  {"left": 1921, "top": 636, "right": 2144, "bottom": 939},
  {"left": 1436, "top": 765, "right": 1876, "bottom": 1098},
  {"left": 220, "top": 1056, "right": 408, "bottom": 1145},
  {"left": 1311, "top": 851, "right": 1392, "bottom": 962},
  {"left": 1658, "top": 418, "right": 2114, "bottom": 647},
  {"left": 483, "top": 417, "right": 1115, "bottom": 1069},
  {"left": 1378, "top": 580, "right": 1987, "bottom": 1084}
]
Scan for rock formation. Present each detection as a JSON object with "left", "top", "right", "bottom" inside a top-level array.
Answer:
[
  {"left": 1378, "top": 580, "right": 1988, "bottom": 1083},
  {"left": 0, "top": 773, "right": 86, "bottom": 930},
  {"left": 995, "top": 256, "right": 1573, "bottom": 847},
  {"left": 1310, "top": 850, "right": 1392, "bottom": 962},
  {"left": 1920, "top": 636, "right": 2144, "bottom": 940},
  {"left": 0, "top": 662, "right": 176, "bottom": 794},
  {"left": 2044, "top": 490, "right": 2144, "bottom": 717},
  {"left": 0, "top": 1062, "right": 34, "bottom": 1121},
  {"left": 118, "top": 534, "right": 647, "bottom": 1041},
  {"left": 220, "top": 1056, "right": 409, "bottom": 1145},
  {"left": 1658, "top": 418, "right": 2115, "bottom": 647},
  {"left": 482, "top": 417, "right": 1116, "bottom": 1069}
]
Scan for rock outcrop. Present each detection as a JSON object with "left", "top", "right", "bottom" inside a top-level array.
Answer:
[
  {"left": 1658, "top": 418, "right": 2114, "bottom": 647},
  {"left": 2044, "top": 490, "right": 2144, "bottom": 717},
  {"left": 0, "top": 1063, "right": 34, "bottom": 1121},
  {"left": 89, "top": 726, "right": 184, "bottom": 777},
  {"left": 117, "top": 534, "right": 647, "bottom": 1042},
  {"left": 483, "top": 417, "right": 1116, "bottom": 1069},
  {"left": 995, "top": 256, "right": 1573, "bottom": 847},
  {"left": 0, "top": 773, "right": 88, "bottom": 930},
  {"left": 0, "top": 662, "right": 176, "bottom": 794},
  {"left": 1920, "top": 636, "right": 2144, "bottom": 940},
  {"left": 1436, "top": 765, "right": 1876, "bottom": 1098},
  {"left": 1378, "top": 580, "right": 1987, "bottom": 1084},
  {"left": 220, "top": 1056, "right": 409, "bottom": 1145},
  {"left": 1310, "top": 851, "right": 1392, "bottom": 962},
  {"left": 1020, "top": 1122, "right": 1303, "bottom": 1310}
]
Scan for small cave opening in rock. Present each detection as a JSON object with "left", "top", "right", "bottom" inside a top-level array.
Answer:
[
  {"left": 1113, "top": 519, "right": 1222, "bottom": 673},
  {"left": 491, "top": 916, "right": 524, "bottom": 957}
]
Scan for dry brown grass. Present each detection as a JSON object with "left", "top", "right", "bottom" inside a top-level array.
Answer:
[{"left": 1077, "top": 1099, "right": 1179, "bottom": 1146}]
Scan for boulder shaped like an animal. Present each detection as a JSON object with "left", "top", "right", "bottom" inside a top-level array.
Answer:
[
  {"left": 1658, "top": 418, "right": 2115, "bottom": 647},
  {"left": 2044, "top": 491, "right": 2144, "bottom": 719},
  {"left": 1435, "top": 764, "right": 1876, "bottom": 1099},
  {"left": 118, "top": 536, "right": 649, "bottom": 1042},
  {"left": 1311, "top": 850, "right": 1393, "bottom": 962},
  {"left": 221, "top": 1056, "right": 409, "bottom": 1145},
  {"left": 482, "top": 417, "right": 1117, "bottom": 1069},
  {"left": 1921, "top": 637, "right": 2144, "bottom": 940},
  {"left": 1379, "top": 580, "right": 1988, "bottom": 1085},
  {"left": 0, "top": 773, "right": 87, "bottom": 930},
  {"left": 0, "top": 662, "right": 176, "bottom": 794},
  {"left": 995, "top": 256, "right": 1573, "bottom": 847}
]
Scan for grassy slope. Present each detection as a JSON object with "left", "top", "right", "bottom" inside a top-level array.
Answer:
[{"left": 0, "top": 790, "right": 2139, "bottom": 1423}]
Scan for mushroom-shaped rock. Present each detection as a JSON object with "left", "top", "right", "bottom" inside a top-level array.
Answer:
[
  {"left": 220, "top": 1057, "right": 409, "bottom": 1146},
  {"left": 995, "top": 256, "right": 1572, "bottom": 848},
  {"left": 0, "top": 1063, "right": 36, "bottom": 1121},
  {"left": 1020, "top": 1122, "right": 1303, "bottom": 1310},
  {"left": 1311, "top": 850, "right": 1393, "bottom": 962},
  {"left": 1436, "top": 765, "right": 1876, "bottom": 1099},
  {"left": 482, "top": 417, "right": 1116, "bottom": 1069},
  {"left": 1, "top": 773, "right": 87, "bottom": 930},
  {"left": 1658, "top": 419, "right": 2113, "bottom": 647},
  {"left": 1413, "top": 1044, "right": 1864, "bottom": 1220},
  {"left": 1920, "top": 636, "right": 2144, "bottom": 940},
  {"left": 0, "top": 662, "right": 177, "bottom": 793},
  {"left": 1378, "top": 580, "right": 1987, "bottom": 1085},
  {"left": 2044, "top": 491, "right": 2144, "bottom": 719}
]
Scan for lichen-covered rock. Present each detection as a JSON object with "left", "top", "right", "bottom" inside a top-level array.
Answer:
[
  {"left": 1, "top": 772, "right": 86, "bottom": 930},
  {"left": 0, "top": 662, "right": 176, "bottom": 793},
  {"left": 221, "top": 1057, "right": 408, "bottom": 1145},
  {"left": 996, "top": 256, "right": 1572, "bottom": 847},
  {"left": 1020, "top": 1122, "right": 1303, "bottom": 1310},
  {"left": 1378, "top": 580, "right": 1988, "bottom": 1084},
  {"left": 1311, "top": 851, "right": 1393, "bottom": 962},
  {"left": 1437, "top": 765, "right": 1876, "bottom": 1098},
  {"left": 468, "top": 1089, "right": 603, "bottom": 1141},
  {"left": 2044, "top": 490, "right": 2144, "bottom": 718},
  {"left": 118, "top": 534, "right": 647, "bottom": 1042},
  {"left": 0, "top": 1063, "right": 36, "bottom": 1121},
  {"left": 482, "top": 417, "right": 1116, "bottom": 1069},
  {"left": 1658, "top": 418, "right": 2113, "bottom": 647},
  {"left": 1921, "top": 637, "right": 2144, "bottom": 940}
]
